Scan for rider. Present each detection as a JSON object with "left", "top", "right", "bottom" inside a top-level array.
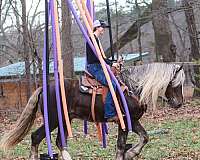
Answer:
[{"left": 86, "top": 19, "right": 118, "bottom": 122}]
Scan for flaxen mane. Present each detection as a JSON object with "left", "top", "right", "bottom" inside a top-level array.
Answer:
[{"left": 121, "top": 63, "right": 185, "bottom": 108}]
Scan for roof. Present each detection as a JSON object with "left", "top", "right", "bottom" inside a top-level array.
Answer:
[{"left": 0, "top": 52, "right": 149, "bottom": 77}]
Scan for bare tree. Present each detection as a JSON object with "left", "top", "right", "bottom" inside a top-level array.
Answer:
[
  {"left": 0, "top": 0, "right": 2, "bottom": 21},
  {"left": 61, "top": 0, "right": 74, "bottom": 78},
  {"left": 135, "top": 0, "right": 142, "bottom": 61},
  {"left": 114, "top": 0, "right": 119, "bottom": 58},
  {"left": 183, "top": 0, "right": 200, "bottom": 96},
  {"left": 105, "top": 4, "right": 151, "bottom": 57},
  {"left": 152, "top": 0, "right": 176, "bottom": 62},
  {"left": 0, "top": 1, "right": 19, "bottom": 60},
  {"left": 170, "top": 13, "right": 187, "bottom": 62},
  {"left": 183, "top": 0, "right": 200, "bottom": 60},
  {"left": 21, "top": 0, "right": 32, "bottom": 100}
]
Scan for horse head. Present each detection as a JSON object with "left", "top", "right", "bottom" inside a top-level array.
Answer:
[
  {"left": 165, "top": 65, "right": 184, "bottom": 109},
  {"left": 119, "top": 63, "right": 186, "bottom": 110}
]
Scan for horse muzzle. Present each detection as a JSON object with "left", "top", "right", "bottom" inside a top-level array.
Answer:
[{"left": 168, "top": 97, "right": 183, "bottom": 109}]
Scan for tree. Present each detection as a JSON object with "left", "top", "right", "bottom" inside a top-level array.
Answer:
[
  {"left": 114, "top": 0, "right": 119, "bottom": 57},
  {"left": 152, "top": 0, "right": 176, "bottom": 62},
  {"left": 183, "top": 0, "right": 200, "bottom": 60},
  {"left": 20, "top": 0, "right": 32, "bottom": 100},
  {"left": 61, "top": 0, "right": 74, "bottom": 78},
  {"left": 170, "top": 12, "right": 187, "bottom": 62},
  {"left": 183, "top": 0, "right": 200, "bottom": 96},
  {"left": 135, "top": 0, "right": 142, "bottom": 60},
  {"left": 125, "top": 0, "right": 143, "bottom": 60},
  {"left": 105, "top": 4, "right": 151, "bottom": 57},
  {"left": 0, "top": 0, "right": 2, "bottom": 21}
]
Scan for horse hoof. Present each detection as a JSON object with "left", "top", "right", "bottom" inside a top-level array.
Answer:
[
  {"left": 124, "top": 150, "right": 138, "bottom": 160},
  {"left": 115, "top": 150, "right": 124, "bottom": 160},
  {"left": 61, "top": 150, "right": 72, "bottom": 160},
  {"left": 29, "top": 155, "right": 38, "bottom": 160},
  {"left": 115, "top": 155, "right": 124, "bottom": 160}
]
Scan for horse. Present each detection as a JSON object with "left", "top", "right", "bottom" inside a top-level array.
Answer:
[{"left": 0, "top": 63, "right": 185, "bottom": 160}]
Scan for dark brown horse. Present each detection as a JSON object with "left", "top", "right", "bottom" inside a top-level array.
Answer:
[{"left": 0, "top": 63, "right": 185, "bottom": 160}]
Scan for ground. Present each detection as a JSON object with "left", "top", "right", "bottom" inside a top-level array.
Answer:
[{"left": 0, "top": 99, "right": 200, "bottom": 160}]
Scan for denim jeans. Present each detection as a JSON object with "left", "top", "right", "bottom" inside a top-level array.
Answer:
[{"left": 87, "top": 63, "right": 117, "bottom": 119}]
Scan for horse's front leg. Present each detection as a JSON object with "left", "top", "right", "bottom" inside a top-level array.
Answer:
[
  {"left": 125, "top": 120, "right": 149, "bottom": 160},
  {"left": 56, "top": 125, "right": 72, "bottom": 160},
  {"left": 115, "top": 124, "right": 128, "bottom": 160}
]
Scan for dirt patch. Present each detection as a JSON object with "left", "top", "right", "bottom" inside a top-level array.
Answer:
[
  {"left": 0, "top": 99, "right": 199, "bottom": 132},
  {"left": 0, "top": 99, "right": 200, "bottom": 159},
  {"left": 143, "top": 99, "right": 200, "bottom": 122}
]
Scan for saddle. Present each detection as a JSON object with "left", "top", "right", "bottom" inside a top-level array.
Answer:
[
  {"left": 80, "top": 71, "right": 107, "bottom": 93},
  {"left": 79, "top": 70, "right": 128, "bottom": 122}
]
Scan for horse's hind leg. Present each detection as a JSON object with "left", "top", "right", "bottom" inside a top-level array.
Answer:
[
  {"left": 115, "top": 125, "right": 128, "bottom": 160},
  {"left": 124, "top": 120, "right": 149, "bottom": 160},
  {"left": 30, "top": 123, "right": 57, "bottom": 160}
]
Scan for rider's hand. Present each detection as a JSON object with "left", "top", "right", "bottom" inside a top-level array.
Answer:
[
  {"left": 117, "top": 56, "right": 124, "bottom": 64},
  {"left": 112, "top": 62, "right": 120, "bottom": 68},
  {"left": 111, "top": 62, "right": 121, "bottom": 76}
]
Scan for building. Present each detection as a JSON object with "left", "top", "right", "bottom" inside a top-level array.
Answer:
[{"left": 0, "top": 53, "right": 149, "bottom": 108}]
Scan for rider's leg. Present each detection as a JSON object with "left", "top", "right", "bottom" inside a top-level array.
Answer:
[{"left": 87, "top": 64, "right": 117, "bottom": 120}]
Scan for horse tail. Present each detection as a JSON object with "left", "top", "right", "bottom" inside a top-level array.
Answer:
[{"left": 0, "top": 87, "right": 42, "bottom": 151}]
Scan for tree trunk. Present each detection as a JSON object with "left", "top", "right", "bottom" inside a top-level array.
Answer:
[
  {"left": 183, "top": 0, "right": 200, "bottom": 60},
  {"left": 183, "top": 0, "right": 200, "bottom": 96},
  {"left": 21, "top": 0, "right": 32, "bottom": 101},
  {"left": 105, "top": 4, "right": 152, "bottom": 57},
  {"left": 0, "top": 0, "right": 2, "bottom": 21},
  {"left": 152, "top": 0, "right": 176, "bottom": 62},
  {"left": 61, "top": 0, "right": 74, "bottom": 78},
  {"left": 170, "top": 13, "right": 187, "bottom": 62},
  {"left": 114, "top": 0, "right": 119, "bottom": 58},
  {"left": 135, "top": 0, "right": 142, "bottom": 61},
  {"left": 13, "top": 0, "right": 22, "bottom": 58}
]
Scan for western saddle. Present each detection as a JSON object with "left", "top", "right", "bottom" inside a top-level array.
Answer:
[{"left": 79, "top": 70, "right": 128, "bottom": 122}]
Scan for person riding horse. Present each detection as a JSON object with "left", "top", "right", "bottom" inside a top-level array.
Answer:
[{"left": 86, "top": 19, "right": 120, "bottom": 122}]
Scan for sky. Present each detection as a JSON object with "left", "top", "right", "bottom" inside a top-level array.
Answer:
[
  {"left": 26, "top": 0, "right": 128, "bottom": 12},
  {"left": 3, "top": 0, "right": 150, "bottom": 29},
  {"left": 24, "top": 0, "right": 127, "bottom": 26}
]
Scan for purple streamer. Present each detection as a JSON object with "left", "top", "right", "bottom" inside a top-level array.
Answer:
[
  {"left": 102, "top": 123, "right": 107, "bottom": 148},
  {"left": 86, "top": 0, "right": 96, "bottom": 21},
  {"left": 65, "top": 0, "right": 132, "bottom": 132},
  {"left": 108, "top": 69, "right": 132, "bottom": 131},
  {"left": 105, "top": 123, "right": 108, "bottom": 134},
  {"left": 42, "top": 1, "right": 53, "bottom": 158},
  {"left": 50, "top": 0, "right": 66, "bottom": 148},
  {"left": 84, "top": 0, "right": 94, "bottom": 135},
  {"left": 42, "top": 19, "right": 54, "bottom": 160},
  {"left": 84, "top": 120, "right": 88, "bottom": 135},
  {"left": 86, "top": 0, "right": 92, "bottom": 20}
]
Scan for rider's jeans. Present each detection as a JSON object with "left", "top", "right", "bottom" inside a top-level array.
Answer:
[{"left": 87, "top": 63, "right": 117, "bottom": 119}]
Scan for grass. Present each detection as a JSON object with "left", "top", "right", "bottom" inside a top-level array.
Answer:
[
  {"left": 1, "top": 117, "right": 200, "bottom": 160},
  {"left": 138, "top": 118, "right": 200, "bottom": 160}
]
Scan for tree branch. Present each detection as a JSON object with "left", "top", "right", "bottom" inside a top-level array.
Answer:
[{"left": 105, "top": 4, "right": 152, "bottom": 57}]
